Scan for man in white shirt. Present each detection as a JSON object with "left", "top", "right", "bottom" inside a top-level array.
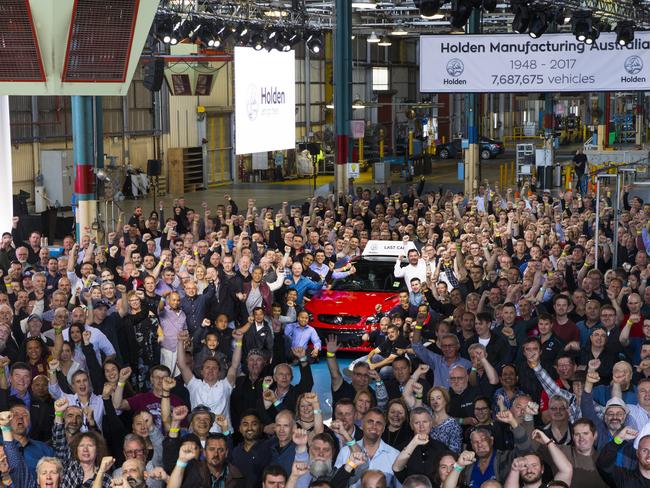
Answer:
[
  {"left": 393, "top": 240, "right": 427, "bottom": 293},
  {"left": 176, "top": 328, "right": 243, "bottom": 431}
]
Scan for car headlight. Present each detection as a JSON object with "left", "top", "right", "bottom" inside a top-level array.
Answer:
[{"left": 365, "top": 315, "right": 379, "bottom": 326}]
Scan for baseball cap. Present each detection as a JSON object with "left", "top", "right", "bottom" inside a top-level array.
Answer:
[
  {"left": 189, "top": 405, "right": 215, "bottom": 424},
  {"left": 22, "top": 271, "right": 33, "bottom": 279},
  {"left": 92, "top": 298, "right": 110, "bottom": 309},
  {"left": 604, "top": 397, "right": 629, "bottom": 415},
  {"left": 246, "top": 349, "right": 265, "bottom": 360},
  {"left": 27, "top": 314, "right": 42, "bottom": 322}
]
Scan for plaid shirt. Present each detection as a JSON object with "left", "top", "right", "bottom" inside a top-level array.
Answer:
[
  {"left": 53, "top": 422, "right": 112, "bottom": 488},
  {"left": 533, "top": 364, "right": 580, "bottom": 422}
]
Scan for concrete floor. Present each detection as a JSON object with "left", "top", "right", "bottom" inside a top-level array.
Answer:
[{"left": 114, "top": 159, "right": 505, "bottom": 218}]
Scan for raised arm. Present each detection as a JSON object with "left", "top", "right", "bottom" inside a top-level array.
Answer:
[
  {"left": 175, "top": 330, "right": 194, "bottom": 385},
  {"left": 227, "top": 328, "right": 244, "bottom": 387},
  {"left": 531, "top": 430, "right": 573, "bottom": 485},
  {"left": 111, "top": 367, "right": 132, "bottom": 410},
  {"left": 325, "top": 334, "right": 343, "bottom": 392}
]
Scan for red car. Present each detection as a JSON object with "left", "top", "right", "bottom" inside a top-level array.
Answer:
[{"left": 304, "top": 242, "right": 411, "bottom": 352}]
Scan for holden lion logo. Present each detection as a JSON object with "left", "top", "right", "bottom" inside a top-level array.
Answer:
[
  {"left": 624, "top": 56, "right": 643, "bottom": 75},
  {"left": 446, "top": 58, "right": 464, "bottom": 77},
  {"left": 246, "top": 85, "right": 259, "bottom": 121}
]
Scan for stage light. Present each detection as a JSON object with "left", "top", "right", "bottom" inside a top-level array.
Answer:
[
  {"left": 450, "top": 0, "right": 472, "bottom": 29},
  {"left": 414, "top": 0, "right": 443, "bottom": 18},
  {"left": 512, "top": 4, "right": 530, "bottom": 34},
  {"left": 251, "top": 32, "right": 264, "bottom": 51},
  {"left": 585, "top": 25, "right": 600, "bottom": 45},
  {"left": 306, "top": 33, "right": 323, "bottom": 54},
  {"left": 157, "top": 15, "right": 175, "bottom": 44},
  {"left": 572, "top": 11, "right": 592, "bottom": 42},
  {"left": 616, "top": 20, "right": 635, "bottom": 46},
  {"left": 528, "top": 9, "right": 549, "bottom": 38}
]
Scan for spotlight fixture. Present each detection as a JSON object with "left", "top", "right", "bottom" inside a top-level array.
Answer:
[
  {"left": 251, "top": 32, "right": 264, "bottom": 51},
  {"left": 208, "top": 36, "right": 222, "bottom": 48},
  {"left": 287, "top": 32, "right": 302, "bottom": 47},
  {"left": 306, "top": 33, "right": 323, "bottom": 54},
  {"left": 554, "top": 8, "right": 570, "bottom": 25},
  {"left": 367, "top": 32, "right": 381, "bottom": 43},
  {"left": 234, "top": 23, "right": 251, "bottom": 46},
  {"left": 175, "top": 18, "right": 190, "bottom": 41},
  {"left": 511, "top": 3, "right": 530, "bottom": 34},
  {"left": 157, "top": 15, "right": 175, "bottom": 44},
  {"left": 572, "top": 11, "right": 592, "bottom": 42},
  {"left": 235, "top": 23, "right": 249, "bottom": 38},
  {"left": 450, "top": 0, "right": 472, "bottom": 29},
  {"left": 585, "top": 25, "right": 600, "bottom": 45},
  {"left": 378, "top": 35, "right": 392, "bottom": 46},
  {"left": 615, "top": 20, "right": 635, "bottom": 46},
  {"left": 528, "top": 9, "right": 549, "bottom": 38},
  {"left": 414, "top": 0, "right": 443, "bottom": 18}
]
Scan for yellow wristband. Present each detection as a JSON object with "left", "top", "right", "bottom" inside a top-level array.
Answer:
[
  {"left": 327, "top": 352, "right": 335, "bottom": 358},
  {"left": 346, "top": 461, "right": 358, "bottom": 470},
  {"left": 118, "top": 382, "right": 125, "bottom": 387},
  {"left": 415, "top": 325, "right": 423, "bottom": 330},
  {"left": 4, "top": 284, "right": 10, "bottom": 289},
  {"left": 170, "top": 427, "right": 180, "bottom": 433},
  {"left": 235, "top": 341, "right": 242, "bottom": 348}
]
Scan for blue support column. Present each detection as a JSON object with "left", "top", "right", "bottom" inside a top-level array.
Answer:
[
  {"left": 72, "top": 96, "right": 96, "bottom": 240},
  {"left": 94, "top": 97, "right": 104, "bottom": 169},
  {"left": 334, "top": 0, "right": 352, "bottom": 195},
  {"left": 464, "top": 11, "right": 480, "bottom": 195}
]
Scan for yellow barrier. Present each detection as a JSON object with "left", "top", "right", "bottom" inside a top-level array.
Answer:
[
  {"left": 499, "top": 161, "right": 516, "bottom": 188},
  {"left": 563, "top": 165, "right": 573, "bottom": 190}
]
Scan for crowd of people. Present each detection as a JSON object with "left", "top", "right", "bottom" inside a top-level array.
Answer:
[{"left": 0, "top": 177, "right": 649, "bottom": 488}]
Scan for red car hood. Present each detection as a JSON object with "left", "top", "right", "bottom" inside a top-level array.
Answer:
[{"left": 305, "top": 290, "right": 399, "bottom": 317}]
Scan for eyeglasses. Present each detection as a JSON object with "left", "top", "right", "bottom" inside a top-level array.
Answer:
[{"left": 125, "top": 448, "right": 146, "bottom": 456}]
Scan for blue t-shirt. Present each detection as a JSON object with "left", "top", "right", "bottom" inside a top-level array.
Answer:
[{"left": 469, "top": 451, "right": 497, "bottom": 488}]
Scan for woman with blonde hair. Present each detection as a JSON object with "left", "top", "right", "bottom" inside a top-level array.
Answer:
[
  {"left": 353, "top": 389, "right": 376, "bottom": 428},
  {"left": 428, "top": 386, "right": 463, "bottom": 453},
  {"left": 36, "top": 457, "right": 63, "bottom": 488}
]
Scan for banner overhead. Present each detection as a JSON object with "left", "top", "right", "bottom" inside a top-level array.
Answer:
[
  {"left": 235, "top": 47, "right": 296, "bottom": 155},
  {"left": 420, "top": 33, "right": 650, "bottom": 93}
]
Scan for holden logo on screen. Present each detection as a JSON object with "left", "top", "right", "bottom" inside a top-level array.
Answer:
[
  {"left": 624, "top": 56, "right": 643, "bottom": 75},
  {"left": 446, "top": 58, "right": 465, "bottom": 77},
  {"left": 246, "top": 85, "right": 259, "bottom": 121}
]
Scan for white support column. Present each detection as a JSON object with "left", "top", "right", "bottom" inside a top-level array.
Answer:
[{"left": 0, "top": 96, "right": 13, "bottom": 233}]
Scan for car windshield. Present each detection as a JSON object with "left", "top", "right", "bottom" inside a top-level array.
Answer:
[{"left": 330, "top": 259, "right": 406, "bottom": 292}]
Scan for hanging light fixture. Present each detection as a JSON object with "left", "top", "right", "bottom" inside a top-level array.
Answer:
[
  {"left": 367, "top": 32, "right": 380, "bottom": 43},
  {"left": 390, "top": 26, "right": 409, "bottom": 36},
  {"left": 616, "top": 20, "right": 635, "bottom": 46},
  {"left": 351, "top": 0, "right": 377, "bottom": 9},
  {"left": 378, "top": 35, "right": 392, "bottom": 46}
]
